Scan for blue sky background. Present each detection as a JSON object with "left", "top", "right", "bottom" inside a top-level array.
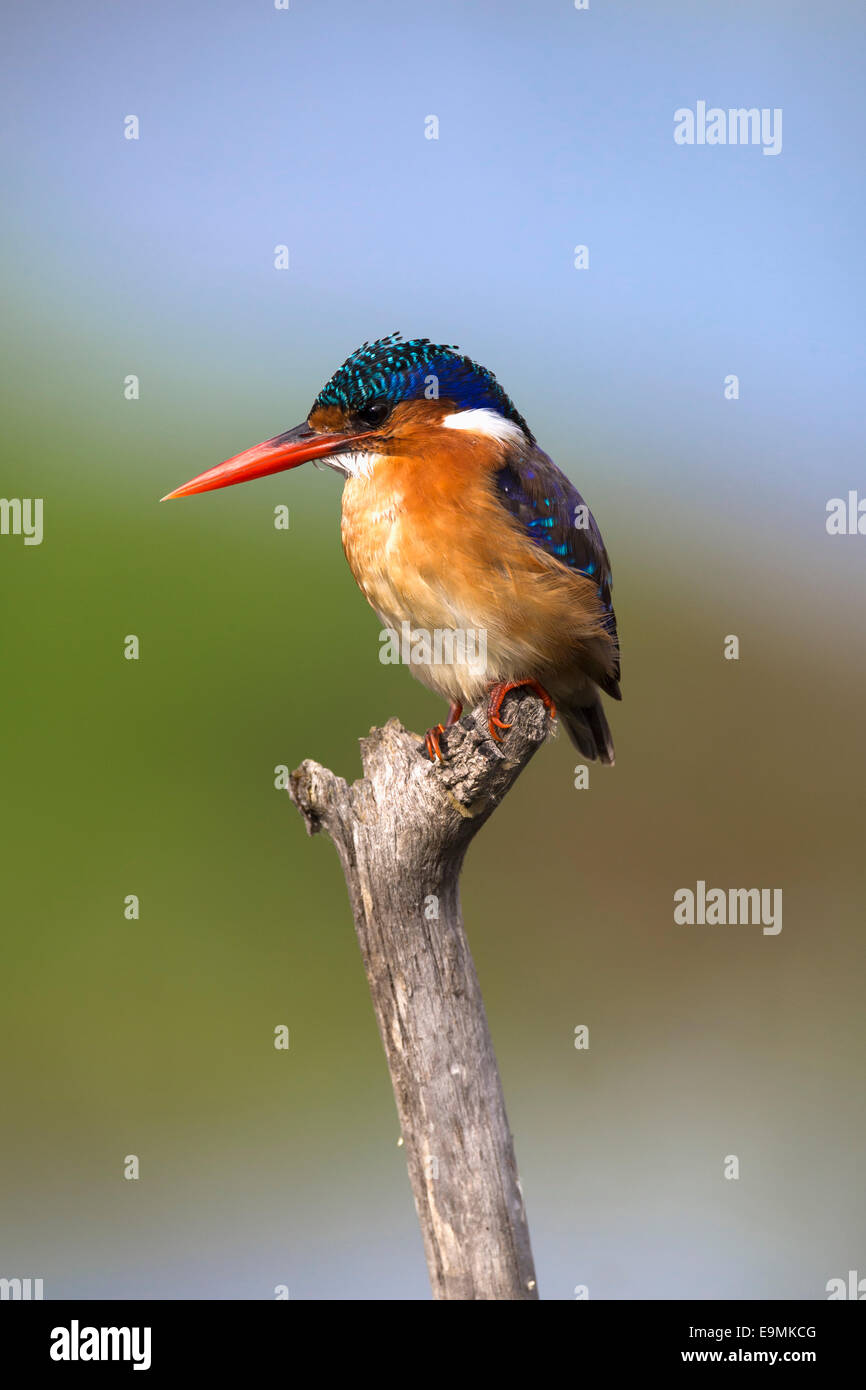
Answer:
[{"left": 4, "top": 0, "right": 864, "bottom": 502}]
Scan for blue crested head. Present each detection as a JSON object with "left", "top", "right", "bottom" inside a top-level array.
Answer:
[{"left": 312, "top": 333, "right": 533, "bottom": 440}]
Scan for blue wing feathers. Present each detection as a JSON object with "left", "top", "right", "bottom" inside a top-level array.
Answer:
[{"left": 493, "top": 449, "right": 620, "bottom": 688}]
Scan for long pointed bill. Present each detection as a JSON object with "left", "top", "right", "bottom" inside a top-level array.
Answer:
[{"left": 161, "top": 423, "right": 375, "bottom": 501}]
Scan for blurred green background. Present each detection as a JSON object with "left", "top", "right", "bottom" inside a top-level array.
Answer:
[{"left": 2, "top": 0, "right": 864, "bottom": 1298}]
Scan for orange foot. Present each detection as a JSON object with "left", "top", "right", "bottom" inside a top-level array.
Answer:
[
  {"left": 487, "top": 679, "right": 556, "bottom": 744},
  {"left": 424, "top": 701, "right": 463, "bottom": 763}
]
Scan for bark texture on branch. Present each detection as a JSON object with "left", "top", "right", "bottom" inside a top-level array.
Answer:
[{"left": 289, "top": 688, "right": 548, "bottom": 1301}]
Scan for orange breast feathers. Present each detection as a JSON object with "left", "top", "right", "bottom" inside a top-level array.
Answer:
[{"left": 339, "top": 404, "right": 615, "bottom": 702}]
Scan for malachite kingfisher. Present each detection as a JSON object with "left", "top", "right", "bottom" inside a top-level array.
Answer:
[{"left": 163, "top": 334, "right": 621, "bottom": 764}]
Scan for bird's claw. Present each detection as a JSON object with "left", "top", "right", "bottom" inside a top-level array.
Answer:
[
  {"left": 486, "top": 680, "right": 556, "bottom": 745},
  {"left": 424, "top": 701, "right": 464, "bottom": 763},
  {"left": 424, "top": 724, "right": 446, "bottom": 762}
]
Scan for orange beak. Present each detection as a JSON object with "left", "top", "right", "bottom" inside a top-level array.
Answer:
[{"left": 160, "top": 423, "right": 376, "bottom": 501}]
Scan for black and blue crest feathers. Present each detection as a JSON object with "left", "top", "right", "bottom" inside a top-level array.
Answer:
[{"left": 313, "top": 333, "right": 533, "bottom": 439}]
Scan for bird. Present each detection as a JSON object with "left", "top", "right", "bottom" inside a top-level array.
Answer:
[{"left": 162, "top": 333, "right": 621, "bottom": 764}]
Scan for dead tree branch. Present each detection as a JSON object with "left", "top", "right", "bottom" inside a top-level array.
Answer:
[{"left": 288, "top": 689, "right": 547, "bottom": 1300}]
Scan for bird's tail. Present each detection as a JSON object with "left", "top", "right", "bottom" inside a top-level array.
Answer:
[{"left": 560, "top": 696, "right": 616, "bottom": 766}]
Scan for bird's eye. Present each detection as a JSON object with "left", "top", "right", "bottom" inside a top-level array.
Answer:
[{"left": 356, "top": 399, "right": 390, "bottom": 429}]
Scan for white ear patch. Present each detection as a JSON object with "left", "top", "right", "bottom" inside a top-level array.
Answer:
[{"left": 441, "top": 409, "right": 525, "bottom": 447}]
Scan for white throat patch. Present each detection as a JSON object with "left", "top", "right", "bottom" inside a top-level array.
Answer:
[{"left": 323, "top": 450, "right": 383, "bottom": 479}]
